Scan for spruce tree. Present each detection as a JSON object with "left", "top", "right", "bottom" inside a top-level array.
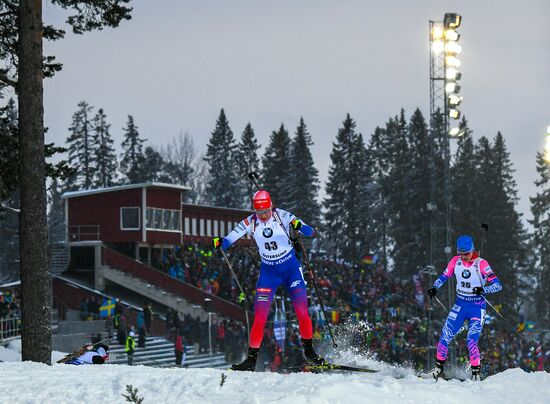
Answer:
[
  {"left": 261, "top": 124, "right": 292, "bottom": 208},
  {"left": 365, "top": 126, "right": 390, "bottom": 269},
  {"left": 288, "top": 117, "right": 320, "bottom": 225},
  {"left": 204, "top": 109, "right": 241, "bottom": 208},
  {"left": 451, "top": 118, "right": 478, "bottom": 237},
  {"left": 91, "top": 108, "right": 118, "bottom": 188},
  {"left": 66, "top": 101, "right": 94, "bottom": 189},
  {"left": 396, "top": 109, "right": 432, "bottom": 278},
  {"left": 472, "top": 134, "right": 527, "bottom": 313},
  {"left": 324, "top": 114, "right": 366, "bottom": 262},
  {"left": 135, "top": 146, "right": 168, "bottom": 183},
  {"left": 382, "top": 111, "right": 412, "bottom": 275},
  {"left": 530, "top": 150, "right": 550, "bottom": 327},
  {"left": 236, "top": 123, "right": 261, "bottom": 207},
  {"left": 120, "top": 115, "right": 146, "bottom": 184}
]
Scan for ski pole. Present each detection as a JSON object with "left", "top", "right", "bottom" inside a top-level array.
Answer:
[
  {"left": 218, "top": 248, "right": 251, "bottom": 343},
  {"left": 482, "top": 296, "right": 524, "bottom": 340},
  {"left": 433, "top": 296, "right": 448, "bottom": 312},
  {"left": 247, "top": 171, "right": 338, "bottom": 348},
  {"left": 294, "top": 235, "right": 338, "bottom": 348}
]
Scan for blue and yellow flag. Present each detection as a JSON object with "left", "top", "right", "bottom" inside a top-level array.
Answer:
[{"left": 100, "top": 298, "right": 116, "bottom": 317}]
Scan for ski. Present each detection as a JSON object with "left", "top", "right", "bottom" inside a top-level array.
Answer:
[{"left": 281, "top": 362, "right": 379, "bottom": 374}]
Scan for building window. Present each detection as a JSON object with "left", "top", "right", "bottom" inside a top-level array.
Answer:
[
  {"left": 213, "top": 220, "right": 218, "bottom": 236},
  {"left": 191, "top": 218, "right": 197, "bottom": 236},
  {"left": 220, "top": 221, "right": 225, "bottom": 235},
  {"left": 154, "top": 209, "right": 162, "bottom": 229},
  {"left": 145, "top": 208, "right": 182, "bottom": 232},
  {"left": 146, "top": 208, "right": 154, "bottom": 228},
  {"left": 121, "top": 207, "right": 140, "bottom": 230},
  {"left": 172, "top": 211, "right": 181, "bottom": 231},
  {"left": 206, "top": 219, "right": 212, "bottom": 237},
  {"left": 184, "top": 217, "right": 190, "bottom": 235},
  {"left": 163, "top": 210, "right": 172, "bottom": 230},
  {"left": 199, "top": 219, "right": 205, "bottom": 236}
]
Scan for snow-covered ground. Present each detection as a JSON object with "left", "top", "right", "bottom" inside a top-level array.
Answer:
[
  {"left": 0, "top": 339, "right": 67, "bottom": 363},
  {"left": 0, "top": 361, "right": 548, "bottom": 404},
  {"left": 0, "top": 340, "right": 549, "bottom": 404}
]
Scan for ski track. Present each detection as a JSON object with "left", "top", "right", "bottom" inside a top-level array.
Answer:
[{"left": 0, "top": 362, "right": 548, "bottom": 404}]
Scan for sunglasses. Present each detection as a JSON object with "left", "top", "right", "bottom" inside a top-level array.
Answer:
[
  {"left": 458, "top": 251, "right": 473, "bottom": 256},
  {"left": 256, "top": 209, "right": 271, "bottom": 215}
]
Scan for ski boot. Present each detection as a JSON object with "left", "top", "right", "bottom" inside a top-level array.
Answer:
[
  {"left": 302, "top": 338, "right": 327, "bottom": 366},
  {"left": 231, "top": 347, "right": 259, "bottom": 371},
  {"left": 421, "top": 359, "right": 445, "bottom": 381},
  {"left": 471, "top": 365, "right": 481, "bottom": 381}
]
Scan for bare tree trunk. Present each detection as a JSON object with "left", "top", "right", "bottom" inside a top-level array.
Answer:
[{"left": 18, "top": 0, "right": 51, "bottom": 363}]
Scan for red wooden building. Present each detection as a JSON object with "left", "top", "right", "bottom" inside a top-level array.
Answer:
[
  {"left": 59, "top": 182, "right": 252, "bottom": 323},
  {"left": 63, "top": 182, "right": 250, "bottom": 264}
]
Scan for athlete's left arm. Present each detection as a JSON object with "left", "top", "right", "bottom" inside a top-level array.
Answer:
[
  {"left": 480, "top": 260, "right": 502, "bottom": 294},
  {"left": 279, "top": 209, "right": 315, "bottom": 237}
]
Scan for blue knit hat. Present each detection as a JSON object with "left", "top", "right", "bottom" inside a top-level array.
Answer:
[{"left": 456, "top": 235, "right": 474, "bottom": 253}]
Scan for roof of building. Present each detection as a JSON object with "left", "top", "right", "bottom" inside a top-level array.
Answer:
[{"left": 61, "top": 182, "right": 191, "bottom": 199}]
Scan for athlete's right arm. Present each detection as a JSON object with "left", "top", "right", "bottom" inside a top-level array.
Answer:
[
  {"left": 433, "top": 256, "right": 459, "bottom": 289},
  {"left": 219, "top": 216, "right": 252, "bottom": 251}
]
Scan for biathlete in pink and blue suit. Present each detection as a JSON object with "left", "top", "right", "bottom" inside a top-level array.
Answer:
[
  {"left": 213, "top": 190, "right": 324, "bottom": 371},
  {"left": 424, "top": 235, "right": 502, "bottom": 381}
]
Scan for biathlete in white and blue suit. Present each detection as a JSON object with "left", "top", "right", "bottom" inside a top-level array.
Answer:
[
  {"left": 213, "top": 190, "right": 324, "bottom": 371},
  {"left": 423, "top": 235, "right": 502, "bottom": 381}
]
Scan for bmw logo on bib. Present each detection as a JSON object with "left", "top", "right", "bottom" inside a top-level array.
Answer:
[
  {"left": 462, "top": 269, "right": 471, "bottom": 279},
  {"left": 263, "top": 228, "right": 273, "bottom": 238}
]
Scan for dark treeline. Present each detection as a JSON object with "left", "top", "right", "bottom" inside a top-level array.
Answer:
[{"left": 1, "top": 101, "right": 550, "bottom": 328}]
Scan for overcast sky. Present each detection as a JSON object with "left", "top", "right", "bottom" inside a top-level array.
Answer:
[{"left": 41, "top": 0, "right": 550, "bottom": 223}]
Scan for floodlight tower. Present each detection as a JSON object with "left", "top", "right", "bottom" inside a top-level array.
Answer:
[{"left": 429, "top": 12, "right": 463, "bottom": 370}]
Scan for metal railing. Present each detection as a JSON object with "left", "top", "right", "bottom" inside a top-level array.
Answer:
[
  {"left": 68, "top": 225, "right": 101, "bottom": 242},
  {"left": 0, "top": 315, "right": 21, "bottom": 343}
]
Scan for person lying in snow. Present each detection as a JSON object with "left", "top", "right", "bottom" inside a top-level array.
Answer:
[{"left": 58, "top": 343, "right": 110, "bottom": 365}]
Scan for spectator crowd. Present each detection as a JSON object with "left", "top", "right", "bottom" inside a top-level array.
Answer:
[{"left": 142, "top": 240, "right": 549, "bottom": 374}]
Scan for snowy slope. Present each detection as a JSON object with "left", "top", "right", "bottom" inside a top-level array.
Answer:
[
  {"left": 0, "top": 339, "right": 67, "bottom": 363},
  {"left": 0, "top": 361, "right": 548, "bottom": 404},
  {"left": 1, "top": 340, "right": 548, "bottom": 403}
]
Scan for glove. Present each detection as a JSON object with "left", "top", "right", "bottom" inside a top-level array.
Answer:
[
  {"left": 291, "top": 219, "right": 302, "bottom": 231},
  {"left": 427, "top": 287, "right": 437, "bottom": 300},
  {"left": 473, "top": 286, "right": 484, "bottom": 296},
  {"left": 212, "top": 237, "right": 221, "bottom": 249}
]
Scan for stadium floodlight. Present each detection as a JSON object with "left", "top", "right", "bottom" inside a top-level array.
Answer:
[
  {"left": 444, "top": 41, "right": 462, "bottom": 54},
  {"left": 449, "top": 127, "right": 464, "bottom": 137},
  {"left": 444, "top": 29, "right": 459, "bottom": 41},
  {"left": 445, "top": 82, "right": 460, "bottom": 93},
  {"left": 449, "top": 109, "right": 461, "bottom": 119},
  {"left": 448, "top": 94, "right": 463, "bottom": 106},
  {"left": 444, "top": 13, "right": 462, "bottom": 28},
  {"left": 446, "top": 68, "right": 462, "bottom": 81},
  {"left": 432, "top": 25, "right": 444, "bottom": 39},
  {"left": 445, "top": 55, "right": 461, "bottom": 67},
  {"left": 432, "top": 40, "right": 445, "bottom": 54}
]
